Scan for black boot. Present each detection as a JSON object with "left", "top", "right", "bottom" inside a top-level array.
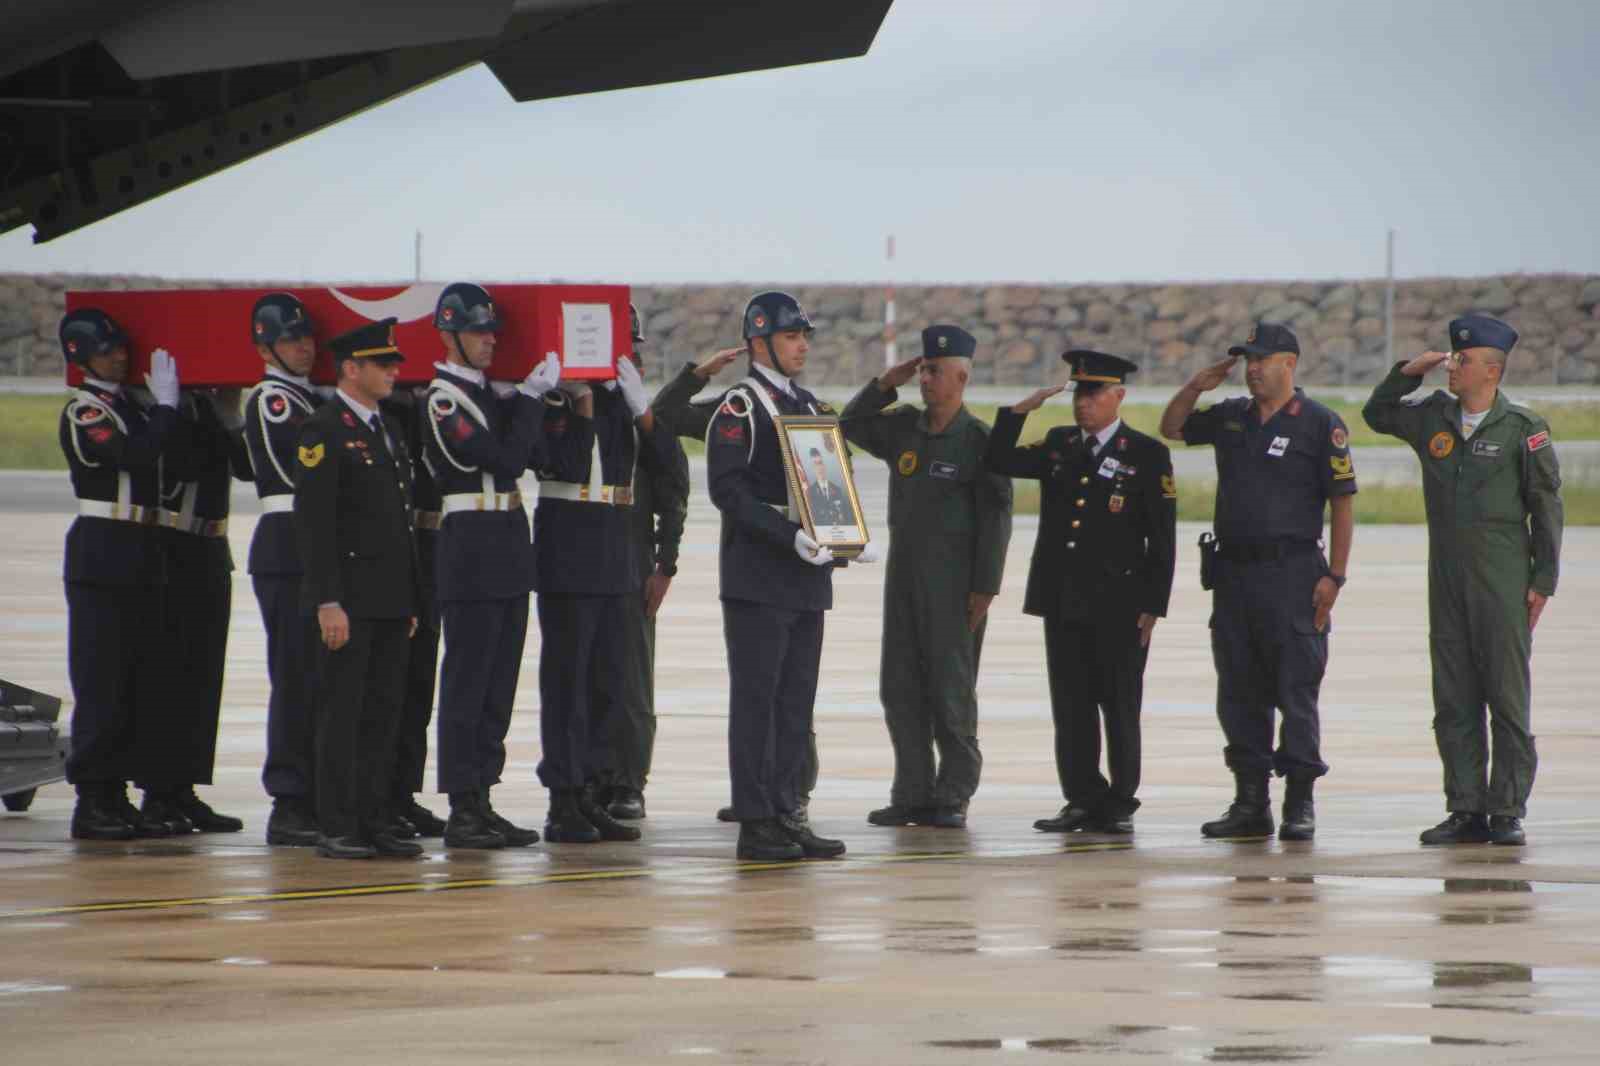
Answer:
[
  {"left": 266, "top": 797, "right": 323, "bottom": 846},
  {"left": 1278, "top": 775, "right": 1316, "bottom": 841},
  {"left": 70, "top": 785, "right": 137, "bottom": 841},
  {"left": 580, "top": 787, "right": 641, "bottom": 842},
  {"left": 107, "top": 785, "right": 176, "bottom": 837},
  {"left": 1420, "top": 811, "right": 1491, "bottom": 845},
  {"left": 867, "top": 804, "right": 930, "bottom": 827},
  {"left": 737, "top": 818, "right": 803, "bottom": 861},
  {"left": 607, "top": 786, "right": 646, "bottom": 820},
  {"left": 139, "top": 791, "right": 196, "bottom": 835},
  {"left": 1488, "top": 815, "right": 1525, "bottom": 846},
  {"left": 481, "top": 789, "right": 540, "bottom": 847},
  {"left": 1201, "top": 774, "right": 1274, "bottom": 838},
  {"left": 398, "top": 797, "right": 447, "bottom": 837},
  {"left": 444, "top": 791, "right": 506, "bottom": 849},
  {"left": 544, "top": 789, "right": 601, "bottom": 844},
  {"left": 170, "top": 788, "right": 243, "bottom": 833},
  {"left": 778, "top": 812, "right": 846, "bottom": 858},
  {"left": 716, "top": 805, "right": 738, "bottom": 823}
]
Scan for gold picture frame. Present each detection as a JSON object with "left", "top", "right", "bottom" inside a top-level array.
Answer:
[{"left": 775, "top": 414, "right": 869, "bottom": 559}]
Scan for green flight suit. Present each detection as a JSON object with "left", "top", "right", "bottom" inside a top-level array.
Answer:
[
  {"left": 1363, "top": 365, "right": 1564, "bottom": 817},
  {"left": 841, "top": 383, "right": 1013, "bottom": 809}
]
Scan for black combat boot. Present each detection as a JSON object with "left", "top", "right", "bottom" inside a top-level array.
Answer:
[
  {"left": 169, "top": 788, "right": 244, "bottom": 833},
  {"left": 778, "top": 812, "right": 846, "bottom": 858},
  {"left": 1201, "top": 774, "right": 1274, "bottom": 838},
  {"left": 1279, "top": 775, "right": 1316, "bottom": 841},
  {"left": 70, "top": 784, "right": 137, "bottom": 841},
  {"left": 715, "top": 805, "right": 738, "bottom": 823},
  {"left": 444, "top": 791, "right": 506, "bottom": 849},
  {"left": 139, "top": 791, "right": 196, "bottom": 835},
  {"left": 367, "top": 819, "right": 424, "bottom": 858},
  {"left": 544, "top": 789, "right": 601, "bottom": 844},
  {"left": 481, "top": 789, "right": 540, "bottom": 847},
  {"left": 579, "top": 787, "right": 641, "bottom": 842},
  {"left": 1419, "top": 811, "right": 1491, "bottom": 845},
  {"left": 737, "top": 818, "right": 803, "bottom": 861},
  {"left": 1488, "top": 815, "right": 1526, "bottom": 846},
  {"left": 108, "top": 785, "right": 177, "bottom": 837},
  {"left": 867, "top": 804, "right": 930, "bottom": 826},
  {"left": 266, "top": 797, "right": 323, "bottom": 846},
  {"left": 607, "top": 786, "right": 646, "bottom": 820},
  {"left": 398, "top": 797, "right": 447, "bottom": 837}
]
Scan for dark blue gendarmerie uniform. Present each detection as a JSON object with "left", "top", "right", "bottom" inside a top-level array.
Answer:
[
  {"left": 1182, "top": 387, "right": 1356, "bottom": 780},
  {"left": 243, "top": 368, "right": 324, "bottom": 806},
  {"left": 706, "top": 369, "right": 835, "bottom": 821},
  {"left": 59, "top": 379, "right": 178, "bottom": 788},
  {"left": 423, "top": 363, "right": 549, "bottom": 798}
]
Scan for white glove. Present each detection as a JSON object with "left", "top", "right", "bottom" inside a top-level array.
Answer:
[
  {"left": 520, "top": 351, "right": 561, "bottom": 399},
  {"left": 615, "top": 357, "right": 649, "bottom": 417},
  {"left": 794, "top": 529, "right": 834, "bottom": 567},
  {"left": 490, "top": 381, "right": 518, "bottom": 399},
  {"left": 855, "top": 541, "right": 882, "bottom": 564},
  {"left": 146, "top": 348, "right": 179, "bottom": 408}
]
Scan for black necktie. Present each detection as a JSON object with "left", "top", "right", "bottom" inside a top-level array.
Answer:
[
  {"left": 368, "top": 414, "right": 390, "bottom": 457},
  {"left": 1081, "top": 433, "right": 1099, "bottom": 464}
]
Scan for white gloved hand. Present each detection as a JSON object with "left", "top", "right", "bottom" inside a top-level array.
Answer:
[
  {"left": 614, "top": 357, "right": 649, "bottom": 417},
  {"left": 146, "top": 348, "right": 180, "bottom": 408},
  {"left": 490, "top": 381, "right": 518, "bottom": 399},
  {"left": 794, "top": 528, "right": 834, "bottom": 567},
  {"left": 520, "top": 351, "right": 561, "bottom": 399},
  {"left": 855, "top": 541, "right": 882, "bottom": 564}
]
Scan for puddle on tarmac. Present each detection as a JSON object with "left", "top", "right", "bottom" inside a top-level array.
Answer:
[
  {"left": 549, "top": 967, "right": 836, "bottom": 983},
  {"left": 0, "top": 981, "right": 72, "bottom": 996},
  {"left": 1352, "top": 1034, "right": 1514, "bottom": 1047},
  {"left": 1201, "top": 1046, "right": 1320, "bottom": 1063}
]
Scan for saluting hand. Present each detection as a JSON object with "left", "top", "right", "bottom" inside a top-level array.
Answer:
[
  {"left": 1311, "top": 577, "right": 1340, "bottom": 633},
  {"left": 318, "top": 604, "right": 351, "bottom": 651},
  {"left": 878, "top": 356, "right": 923, "bottom": 390},
  {"left": 1401, "top": 350, "right": 1451, "bottom": 377},
  {"left": 1187, "top": 356, "right": 1238, "bottom": 393},
  {"left": 1528, "top": 589, "right": 1548, "bottom": 632},
  {"left": 694, "top": 347, "right": 744, "bottom": 380},
  {"left": 1011, "top": 384, "right": 1065, "bottom": 414}
]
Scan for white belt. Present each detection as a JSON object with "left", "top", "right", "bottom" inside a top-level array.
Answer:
[
  {"left": 442, "top": 489, "right": 524, "bottom": 514},
  {"left": 539, "top": 482, "right": 634, "bottom": 506},
  {"left": 260, "top": 495, "right": 295, "bottom": 514},
  {"left": 77, "top": 500, "right": 160, "bottom": 525}
]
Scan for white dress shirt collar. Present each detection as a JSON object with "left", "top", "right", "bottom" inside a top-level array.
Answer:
[
  {"left": 338, "top": 389, "right": 381, "bottom": 427},
  {"left": 752, "top": 360, "right": 796, "bottom": 398},
  {"left": 82, "top": 377, "right": 122, "bottom": 396},
  {"left": 265, "top": 366, "right": 312, "bottom": 389},
  {"left": 436, "top": 360, "right": 486, "bottom": 387},
  {"left": 1086, "top": 418, "right": 1122, "bottom": 454}
]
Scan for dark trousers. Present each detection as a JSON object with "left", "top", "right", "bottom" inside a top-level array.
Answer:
[
  {"left": 536, "top": 594, "right": 626, "bottom": 791},
  {"left": 723, "top": 599, "right": 823, "bottom": 821},
  {"left": 587, "top": 588, "right": 657, "bottom": 792},
  {"left": 392, "top": 611, "right": 439, "bottom": 800},
  {"left": 1043, "top": 611, "right": 1148, "bottom": 817},
  {"left": 63, "top": 581, "right": 165, "bottom": 785},
  {"left": 255, "top": 574, "right": 322, "bottom": 800},
  {"left": 437, "top": 595, "right": 528, "bottom": 794},
  {"left": 1210, "top": 551, "right": 1330, "bottom": 779},
  {"left": 315, "top": 617, "right": 410, "bottom": 838},
  {"left": 137, "top": 536, "right": 231, "bottom": 790}
]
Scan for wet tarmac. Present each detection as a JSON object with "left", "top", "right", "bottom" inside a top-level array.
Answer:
[{"left": 3, "top": 513, "right": 1598, "bottom": 1064}]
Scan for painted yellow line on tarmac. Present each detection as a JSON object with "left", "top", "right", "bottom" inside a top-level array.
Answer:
[{"left": 0, "top": 840, "right": 1132, "bottom": 921}]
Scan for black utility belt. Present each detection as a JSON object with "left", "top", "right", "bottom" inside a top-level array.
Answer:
[{"left": 1214, "top": 538, "right": 1319, "bottom": 564}]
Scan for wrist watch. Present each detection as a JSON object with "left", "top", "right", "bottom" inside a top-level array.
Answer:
[{"left": 1328, "top": 573, "right": 1347, "bottom": 589}]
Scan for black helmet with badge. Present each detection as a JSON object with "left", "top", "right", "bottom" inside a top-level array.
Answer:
[
  {"left": 1062, "top": 349, "right": 1138, "bottom": 393},
  {"left": 433, "top": 282, "right": 500, "bottom": 333},
  {"left": 251, "top": 292, "right": 314, "bottom": 347},
  {"left": 59, "top": 307, "right": 128, "bottom": 366},
  {"left": 742, "top": 290, "right": 814, "bottom": 341}
]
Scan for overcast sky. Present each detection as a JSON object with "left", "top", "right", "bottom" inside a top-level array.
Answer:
[{"left": 2, "top": 0, "right": 1596, "bottom": 285}]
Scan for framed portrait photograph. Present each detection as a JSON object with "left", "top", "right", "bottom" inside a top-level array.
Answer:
[{"left": 775, "top": 415, "right": 869, "bottom": 558}]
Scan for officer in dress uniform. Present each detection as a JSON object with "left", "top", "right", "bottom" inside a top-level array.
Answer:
[
  {"left": 533, "top": 318, "right": 668, "bottom": 845},
  {"left": 803, "top": 449, "right": 853, "bottom": 527},
  {"left": 1363, "top": 314, "right": 1563, "bottom": 846},
  {"left": 422, "top": 282, "right": 561, "bottom": 849},
  {"left": 705, "top": 291, "right": 876, "bottom": 861},
  {"left": 1160, "top": 322, "right": 1356, "bottom": 841},
  {"left": 587, "top": 304, "right": 690, "bottom": 822},
  {"left": 841, "top": 325, "right": 1013, "bottom": 828},
  {"left": 650, "top": 339, "right": 821, "bottom": 825},
  {"left": 137, "top": 385, "right": 251, "bottom": 834},
  {"left": 242, "top": 293, "right": 327, "bottom": 846},
  {"left": 293, "top": 318, "right": 423, "bottom": 860},
  {"left": 987, "top": 350, "right": 1174, "bottom": 834},
  {"left": 57, "top": 308, "right": 186, "bottom": 839}
]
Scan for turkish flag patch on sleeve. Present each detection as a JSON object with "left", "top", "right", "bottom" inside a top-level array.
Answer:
[
  {"left": 86, "top": 425, "right": 113, "bottom": 444},
  {"left": 716, "top": 420, "right": 746, "bottom": 444},
  {"left": 449, "top": 416, "right": 474, "bottom": 443},
  {"left": 1526, "top": 430, "right": 1551, "bottom": 452}
]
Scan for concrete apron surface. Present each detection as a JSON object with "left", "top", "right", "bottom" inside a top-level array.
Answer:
[{"left": 2, "top": 513, "right": 1597, "bottom": 1065}]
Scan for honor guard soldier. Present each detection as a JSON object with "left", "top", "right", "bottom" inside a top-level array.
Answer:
[
  {"left": 841, "top": 325, "right": 1013, "bottom": 828},
  {"left": 293, "top": 318, "right": 423, "bottom": 860},
  {"left": 1160, "top": 322, "right": 1356, "bottom": 841},
  {"left": 381, "top": 383, "right": 447, "bottom": 840},
  {"left": 987, "top": 350, "right": 1174, "bottom": 834},
  {"left": 138, "top": 386, "right": 251, "bottom": 834},
  {"left": 588, "top": 304, "right": 690, "bottom": 821},
  {"left": 533, "top": 314, "right": 668, "bottom": 845},
  {"left": 243, "top": 293, "right": 326, "bottom": 846},
  {"left": 422, "top": 282, "right": 560, "bottom": 849},
  {"left": 651, "top": 339, "right": 820, "bottom": 824},
  {"left": 1363, "top": 315, "right": 1563, "bottom": 846},
  {"left": 57, "top": 309, "right": 185, "bottom": 839},
  {"left": 705, "top": 291, "right": 869, "bottom": 861}
]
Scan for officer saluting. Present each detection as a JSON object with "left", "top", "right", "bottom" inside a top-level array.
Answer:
[
  {"left": 293, "top": 318, "right": 422, "bottom": 860},
  {"left": 1363, "top": 315, "right": 1563, "bottom": 846},
  {"left": 841, "top": 325, "right": 1013, "bottom": 828},
  {"left": 1160, "top": 322, "right": 1356, "bottom": 842},
  {"left": 422, "top": 282, "right": 559, "bottom": 849},
  {"left": 987, "top": 350, "right": 1174, "bottom": 835},
  {"left": 57, "top": 309, "right": 185, "bottom": 839},
  {"left": 243, "top": 293, "right": 326, "bottom": 846}
]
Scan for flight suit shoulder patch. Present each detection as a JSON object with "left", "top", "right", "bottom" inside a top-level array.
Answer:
[{"left": 1526, "top": 429, "right": 1551, "bottom": 452}]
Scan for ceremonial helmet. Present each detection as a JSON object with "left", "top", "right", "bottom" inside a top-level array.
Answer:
[
  {"left": 59, "top": 308, "right": 128, "bottom": 366},
  {"left": 433, "top": 282, "right": 500, "bottom": 332},
  {"left": 251, "top": 292, "right": 314, "bottom": 346},
  {"left": 742, "top": 290, "right": 813, "bottom": 342}
]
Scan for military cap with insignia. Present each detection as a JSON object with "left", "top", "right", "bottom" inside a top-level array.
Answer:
[
  {"left": 329, "top": 317, "right": 405, "bottom": 364},
  {"left": 1062, "top": 348, "right": 1138, "bottom": 393},
  {"left": 1449, "top": 314, "right": 1518, "bottom": 354},
  {"left": 1228, "top": 321, "right": 1300, "bottom": 359},
  {"left": 921, "top": 324, "right": 976, "bottom": 360}
]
